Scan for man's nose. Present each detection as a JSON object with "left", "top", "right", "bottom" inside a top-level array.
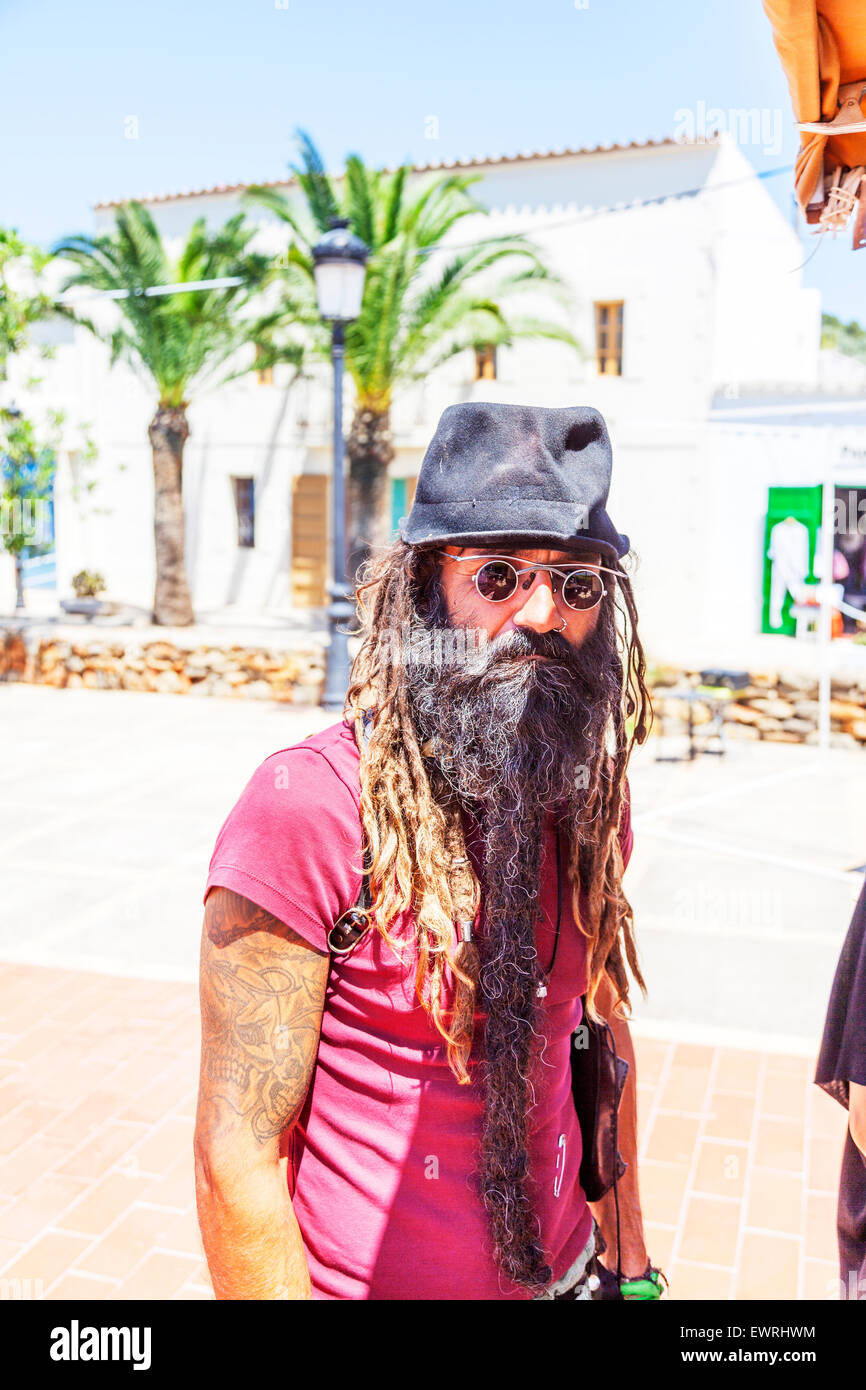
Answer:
[{"left": 511, "top": 571, "right": 561, "bottom": 633}]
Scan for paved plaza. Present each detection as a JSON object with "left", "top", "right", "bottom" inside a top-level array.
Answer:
[{"left": 0, "top": 683, "right": 862, "bottom": 1299}]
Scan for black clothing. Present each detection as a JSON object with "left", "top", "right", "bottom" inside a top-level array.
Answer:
[{"left": 815, "top": 877, "right": 866, "bottom": 1297}]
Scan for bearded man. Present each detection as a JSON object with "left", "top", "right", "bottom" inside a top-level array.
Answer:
[{"left": 194, "top": 402, "right": 661, "bottom": 1301}]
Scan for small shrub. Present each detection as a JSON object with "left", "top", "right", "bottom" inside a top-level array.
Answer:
[{"left": 71, "top": 569, "right": 106, "bottom": 598}]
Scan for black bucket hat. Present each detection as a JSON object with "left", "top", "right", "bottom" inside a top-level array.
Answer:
[{"left": 398, "top": 402, "right": 629, "bottom": 561}]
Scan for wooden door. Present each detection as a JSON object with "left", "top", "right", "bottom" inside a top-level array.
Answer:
[{"left": 291, "top": 473, "right": 329, "bottom": 607}]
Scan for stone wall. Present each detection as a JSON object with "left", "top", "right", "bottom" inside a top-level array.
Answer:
[
  {"left": 0, "top": 630, "right": 325, "bottom": 704},
  {"left": 651, "top": 667, "right": 866, "bottom": 748},
  {"left": 2, "top": 626, "right": 866, "bottom": 743}
]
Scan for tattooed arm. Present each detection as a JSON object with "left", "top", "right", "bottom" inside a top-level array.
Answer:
[{"left": 193, "top": 887, "right": 329, "bottom": 1300}]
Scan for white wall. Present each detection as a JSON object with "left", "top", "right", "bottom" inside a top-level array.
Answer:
[{"left": 8, "top": 139, "right": 823, "bottom": 645}]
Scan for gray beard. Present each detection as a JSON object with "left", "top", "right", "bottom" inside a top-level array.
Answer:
[
  {"left": 404, "top": 592, "right": 619, "bottom": 826},
  {"left": 401, "top": 590, "right": 622, "bottom": 1289}
]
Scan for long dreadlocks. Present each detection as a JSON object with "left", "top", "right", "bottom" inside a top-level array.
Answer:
[{"left": 343, "top": 537, "right": 651, "bottom": 1290}]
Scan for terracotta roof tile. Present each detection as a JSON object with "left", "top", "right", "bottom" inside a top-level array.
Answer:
[{"left": 93, "top": 136, "right": 716, "bottom": 210}]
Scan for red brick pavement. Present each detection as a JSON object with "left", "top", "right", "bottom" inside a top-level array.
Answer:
[{"left": 0, "top": 963, "right": 849, "bottom": 1301}]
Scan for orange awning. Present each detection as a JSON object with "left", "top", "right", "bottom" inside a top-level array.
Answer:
[{"left": 763, "top": 0, "right": 866, "bottom": 242}]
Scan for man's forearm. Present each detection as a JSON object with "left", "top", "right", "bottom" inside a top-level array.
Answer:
[
  {"left": 587, "top": 1013, "right": 649, "bottom": 1280},
  {"left": 196, "top": 1156, "right": 312, "bottom": 1300},
  {"left": 194, "top": 893, "right": 329, "bottom": 1301}
]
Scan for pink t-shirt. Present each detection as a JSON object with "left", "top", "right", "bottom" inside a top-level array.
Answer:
[{"left": 203, "top": 717, "right": 633, "bottom": 1301}]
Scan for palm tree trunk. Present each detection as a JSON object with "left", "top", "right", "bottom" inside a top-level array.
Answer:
[
  {"left": 345, "top": 405, "right": 394, "bottom": 583},
  {"left": 148, "top": 405, "right": 195, "bottom": 626},
  {"left": 14, "top": 552, "right": 25, "bottom": 610}
]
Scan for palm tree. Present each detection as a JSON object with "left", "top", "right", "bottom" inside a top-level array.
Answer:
[
  {"left": 0, "top": 404, "right": 58, "bottom": 610},
  {"left": 51, "top": 204, "right": 286, "bottom": 625},
  {"left": 822, "top": 313, "right": 866, "bottom": 362},
  {"left": 0, "top": 228, "right": 54, "bottom": 383},
  {"left": 246, "top": 132, "right": 579, "bottom": 576}
]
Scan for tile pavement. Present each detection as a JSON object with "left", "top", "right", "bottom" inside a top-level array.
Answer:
[
  {"left": 634, "top": 1035, "right": 848, "bottom": 1301},
  {"left": 0, "top": 961, "right": 850, "bottom": 1301}
]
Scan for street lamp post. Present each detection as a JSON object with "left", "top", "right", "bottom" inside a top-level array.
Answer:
[{"left": 311, "top": 218, "right": 369, "bottom": 712}]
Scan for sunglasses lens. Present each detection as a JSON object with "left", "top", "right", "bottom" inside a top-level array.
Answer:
[
  {"left": 475, "top": 560, "right": 518, "bottom": 602},
  {"left": 562, "top": 570, "right": 604, "bottom": 610}
]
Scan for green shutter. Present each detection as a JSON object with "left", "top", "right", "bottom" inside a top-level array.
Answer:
[{"left": 391, "top": 477, "right": 407, "bottom": 538}]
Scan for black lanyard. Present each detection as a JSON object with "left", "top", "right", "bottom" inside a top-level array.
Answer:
[
  {"left": 535, "top": 824, "right": 564, "bottom": 998},
  {"left": 550, "top": 824, "right": 564, "bottom": 977}
]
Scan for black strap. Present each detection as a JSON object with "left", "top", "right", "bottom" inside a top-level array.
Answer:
[
  {"left": 610, "top": 1018, "right": 623, "bottom": 1285},
  {"left": 549, "top": 824, "right": 564, "bottom": 978},
  {"left": 327, "top": 712, "right": 375, "bottom": 956}
]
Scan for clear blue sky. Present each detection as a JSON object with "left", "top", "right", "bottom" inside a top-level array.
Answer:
[{"left": 2, "top": 0, "right": 862, "bottom": 323}]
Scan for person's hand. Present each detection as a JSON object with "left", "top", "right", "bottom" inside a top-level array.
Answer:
[{"left": 594, "top": 1257, "right": 668, "bottom": 1299}]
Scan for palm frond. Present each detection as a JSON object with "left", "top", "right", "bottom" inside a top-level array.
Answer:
[
  {"left": 400, "top": 239, "right": 555, "bottom": 354},
  {"left": 379, "top": 164, "right": 409, "bottom": 245},
  {"left": 50, "top": 200, "right": 298, "bottom": 406},
  {"left": 242, "top": 185, "right": 315, "bottom": 251},
  {"left": 343, "top": 155, "right": 378, "bottom": 249},
  {"left": 290, "top": 129, "right": 339, "bottom": 232},
  {"left": 491, "top": 314, "right": 582, "bottom": 351},
  {"left": 404, "top": 174, "right": 486, "bottom": 248},
  {"left": 219, "top": 141, "right": 582, "bottom": 408}
]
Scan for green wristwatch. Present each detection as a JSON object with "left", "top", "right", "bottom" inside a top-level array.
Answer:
[{"left": 619, "top": 1264, "right": 668, "bottom": 1300}]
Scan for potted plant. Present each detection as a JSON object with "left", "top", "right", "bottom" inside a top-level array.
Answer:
[{"left": 61, "top": 569, "right": 107, "bottom": 620}]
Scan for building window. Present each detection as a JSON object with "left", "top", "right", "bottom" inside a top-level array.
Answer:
[
  {"left": 474, "top": 344, "right": 497, "bottom": 381},
  {"left": 231, "top": 476, "right": 255, "bottom": 548},
  {"left": 254, "top": 345, "right": 274, "bottom": 386},
  {"left": 594, "top": 302, "right": 624, "bottom": 376}
]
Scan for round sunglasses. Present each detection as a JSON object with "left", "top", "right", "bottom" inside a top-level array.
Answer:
[{"left": 439, "top": 551, "right": 619, "bottom": 612}]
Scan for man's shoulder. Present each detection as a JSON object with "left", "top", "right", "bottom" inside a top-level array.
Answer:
[
  {"left": 210, "top": 719, "right": 363, "bottom": 870},
  {"left": 295, "top": 715, "right": 360, "bottom": 761},
  {"left": 257, "top": 717, "right": 361, "bottom": 805},
  {"left": 206, "top": 718, "right": 365, "bottom": 936}
]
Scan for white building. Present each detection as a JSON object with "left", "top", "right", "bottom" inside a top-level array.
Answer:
[{"left": 11, "top": 130, "right": 861, "bottom": 666}]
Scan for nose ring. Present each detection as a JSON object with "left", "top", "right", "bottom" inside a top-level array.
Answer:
[{"left": 557, "top": 618, "right": 567, "bottom": 633}]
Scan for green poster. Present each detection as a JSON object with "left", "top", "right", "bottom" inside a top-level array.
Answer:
[{"left": 761, "top": 485, "right": 823, "bottom": 636}]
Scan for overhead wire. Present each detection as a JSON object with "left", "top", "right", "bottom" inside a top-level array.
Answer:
[{"left": 52, "top": 162, "right": 797, "bottom": 302}]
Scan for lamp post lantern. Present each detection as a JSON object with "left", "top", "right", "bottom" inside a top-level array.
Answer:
[{"left": 311, "top": 218, "right": 369, "bottom": 711}]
